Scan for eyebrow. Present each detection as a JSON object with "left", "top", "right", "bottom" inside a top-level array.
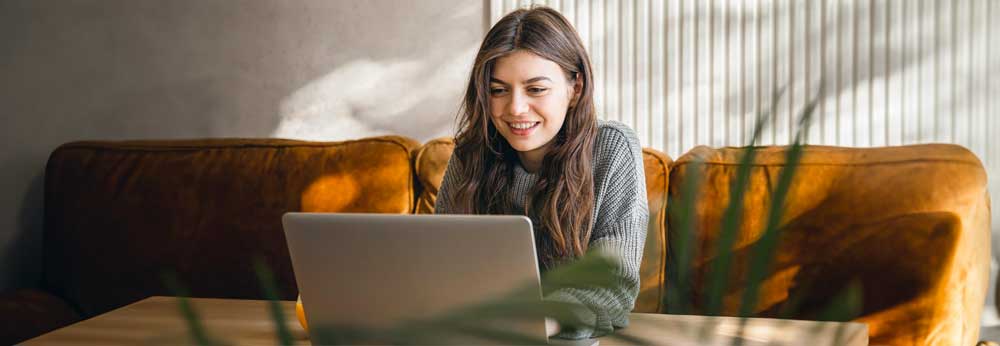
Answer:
[{"left": 489, "top": 76, "right": 552, "bottom": 85}]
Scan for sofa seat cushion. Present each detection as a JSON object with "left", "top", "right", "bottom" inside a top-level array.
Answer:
[
  {"left": 412, "top": 138, "right": 673, "bottom": 313},
  {"left": 43, "top": 136, "right": 419, "bottom": 318},
  {"left": 669, "top": 144, "right": 990, "bottom": 346}
]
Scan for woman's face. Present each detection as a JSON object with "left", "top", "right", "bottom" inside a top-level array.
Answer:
[{"left": 489, "top": 50, "right": 578, "bottom": 158}]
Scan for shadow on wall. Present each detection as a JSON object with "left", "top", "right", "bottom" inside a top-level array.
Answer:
[{"left": 4, "top": 169, "right": 44, "bottom": 289}]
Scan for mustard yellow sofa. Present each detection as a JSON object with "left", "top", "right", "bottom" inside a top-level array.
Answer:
[{"left": 0, "top": 135, "right": 989, "bottom": 345}]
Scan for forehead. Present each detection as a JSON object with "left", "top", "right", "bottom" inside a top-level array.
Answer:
[{"left": 492, "top": 50, "right": 565, "bottom": 82}]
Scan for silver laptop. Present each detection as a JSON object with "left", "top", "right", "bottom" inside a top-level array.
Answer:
[{"left": 282, "top": 212, "right": 598, "bottom": 345}]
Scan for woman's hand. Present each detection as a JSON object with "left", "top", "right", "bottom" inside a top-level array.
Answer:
[{"left": 545, "top": 317, "right": 561, "bottom": 337}]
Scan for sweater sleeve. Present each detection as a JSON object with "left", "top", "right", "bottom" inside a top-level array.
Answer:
[{"left": 544, "top": 124, "right": 649, "bottom": 339}]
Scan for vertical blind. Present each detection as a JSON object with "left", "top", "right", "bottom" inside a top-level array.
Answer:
[{"left": 489, "top": 0, "right": 999, "bottom": 175}]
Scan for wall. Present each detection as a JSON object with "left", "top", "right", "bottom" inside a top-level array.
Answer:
[{"left": 0, "top": 0, "right": 484, "bottom": 292}]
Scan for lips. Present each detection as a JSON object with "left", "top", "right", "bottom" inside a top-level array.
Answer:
[{"left": 506, "top": 121, "right": 540, "bottom": 136}]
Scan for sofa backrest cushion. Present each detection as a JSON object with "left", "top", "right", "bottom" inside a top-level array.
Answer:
[
  {"left": 43, "top": 136, "right": 419, "bottom": 317},
  {"left": 412, "top": 138, "right": 455, "bottom": 214},
  {"left": 412, "top": 138, "right": 673, "bottom": 313},
  {"left": 669, "top": 144, "right": 990, "bottom": 345}
]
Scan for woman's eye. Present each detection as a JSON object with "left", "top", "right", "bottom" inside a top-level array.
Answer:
[
  {"left": 528, "top": 87, "right": 548, "bottom": 94},
  {"left": 490, "top": 88, "right": 507, "bottom": 95}
]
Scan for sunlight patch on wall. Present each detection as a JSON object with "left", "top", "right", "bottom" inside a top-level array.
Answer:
[{"left": 272, "top": 47, "right": 478, "bottom": 142}]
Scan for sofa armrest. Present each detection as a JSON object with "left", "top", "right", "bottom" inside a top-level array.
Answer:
[
  {"left": 670, "top": 143, "right": 991, "bottom": 345},
  {"left": 0, "top": 288, "right": 81, "bottom": 344},
  {"left": 779, "top": 210, "right": 987, "bottom": 345}
]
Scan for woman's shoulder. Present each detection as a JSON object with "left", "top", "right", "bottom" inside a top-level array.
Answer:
[{"left": 595, "top": 119, "right": 642, "bottom": 156}]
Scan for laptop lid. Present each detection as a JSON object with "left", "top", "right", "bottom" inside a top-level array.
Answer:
[{"left": 282, "top": 212, "right": 549, "bottom": 344}]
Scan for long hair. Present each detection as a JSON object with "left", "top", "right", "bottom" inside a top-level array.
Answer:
[{"left": 451, "top": 7, "right": 598, "bottom": 266}]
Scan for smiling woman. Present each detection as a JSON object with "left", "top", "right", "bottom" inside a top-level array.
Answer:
[
  {"left": 434, "top": 7, "right": 649, "bottom": 340},
  {"left": 488, "top": 50, "right": 580, "bottom": 173}
]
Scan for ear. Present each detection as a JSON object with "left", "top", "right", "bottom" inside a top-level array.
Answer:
[{"left": 568, "top": 73, "right": 583, "bottom": 108}]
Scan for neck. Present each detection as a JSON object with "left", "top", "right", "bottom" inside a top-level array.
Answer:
[
  {"left": 516, "top": 141, "right": 554, "bottom": 173},
  {"left": 517, "top": 150, "right": 545, "bottom": 173}
]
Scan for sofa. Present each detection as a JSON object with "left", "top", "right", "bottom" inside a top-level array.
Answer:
[{"left": 0, "top": 135, "right": 989, "bottom": 345}]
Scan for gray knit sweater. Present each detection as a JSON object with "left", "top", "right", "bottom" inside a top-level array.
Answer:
[{"left": 434, "top": 120, "right": 649, "bottom": 339}]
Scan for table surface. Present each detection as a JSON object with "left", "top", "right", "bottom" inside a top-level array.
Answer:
[{"left": 23, "top": 296, "right": 868, "bottom": 346}]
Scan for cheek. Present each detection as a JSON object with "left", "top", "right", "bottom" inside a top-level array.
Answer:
[
  {"left": 537, "top": 98, "right": 569, "bottom": 125},
  {"left": 488, "top": 98, "right": 504, "bottom": 118},
  {"left": 487, "top": 105, "right": 507, "bottom": 132}
]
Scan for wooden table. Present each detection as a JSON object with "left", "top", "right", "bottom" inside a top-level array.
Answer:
[{"left": 23, "top": 296, "right": 868, "bottom": 345}]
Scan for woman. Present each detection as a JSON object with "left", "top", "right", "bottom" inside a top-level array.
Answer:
[{"left": 434, "top": 6, "right": 648, "bottom": 340}]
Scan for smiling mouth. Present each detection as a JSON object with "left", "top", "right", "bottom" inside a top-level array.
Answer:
[{"left": 506, "top": 121, "right": 540, "bottom": 131}]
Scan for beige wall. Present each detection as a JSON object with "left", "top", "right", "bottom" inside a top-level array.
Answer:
[{"left": 0, "top": 0, "right": 484, "bottom": 292}]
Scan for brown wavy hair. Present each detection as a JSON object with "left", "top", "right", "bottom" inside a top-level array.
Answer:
[{"left": 451, "top": 7, "right": 597, "bottom": 266}]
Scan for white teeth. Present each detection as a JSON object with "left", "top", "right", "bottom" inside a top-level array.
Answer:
[{"left": 509, "top": 122, "right": 537, "bottom": 130}]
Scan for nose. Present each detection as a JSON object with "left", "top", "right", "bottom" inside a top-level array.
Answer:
[{"left": 508, "top": 91, "right": 529, "bottom": 116}]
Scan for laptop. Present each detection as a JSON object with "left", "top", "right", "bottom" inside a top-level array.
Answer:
[{"left": 282, "top": 212, "right": 598, "bottom": 345}]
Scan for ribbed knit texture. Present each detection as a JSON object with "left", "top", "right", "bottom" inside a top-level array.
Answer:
[{"left": 435, "top": 120, "right": 649, "bottom": 339}]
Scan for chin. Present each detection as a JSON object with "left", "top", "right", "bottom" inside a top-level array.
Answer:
[
  {"left": 496, "top": 127, "right": 556, "bottom": 153},
  {"left": 505, "top": 140, "right": 541, "bottom": 153}
]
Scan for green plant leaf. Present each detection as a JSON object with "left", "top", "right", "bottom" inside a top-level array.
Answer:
[
  {"left": 818, "top": 279, "right": 864, "bottom": 322},
  {"left": 253, "top": 258, "right": 295, "bottom": 346},
  {"left": 162, "top": 271, "right": 224, "bottom": 346},
  {"left": 311, "top": 324, "right": 384, "bottom": 345},
  {"left": 802, "top": 280, "right": 864, "bottom": 346},
  {"left": 776, "top": 276, "right": 816, "bottom": 320},
  {"left": 737, "top": 93, "right": 820, "bottom": 317},
  {"left": 541, "top": 251, "right": 621, "bottom": 293},
  {"left": 704, "top": 87, "right": 786, "bottom": 316},
  {"left": 664, "top": 159, "right": 702, "bottom": 315}
]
